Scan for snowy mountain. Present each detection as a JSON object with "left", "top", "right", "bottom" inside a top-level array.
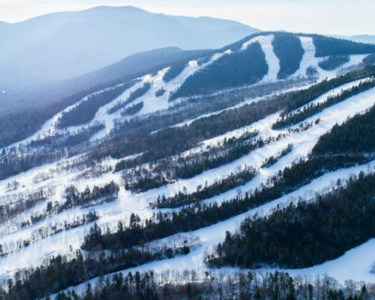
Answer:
[
  {"left": 0, "top": 6, "right": 258, "bottom": 89},
  {"left": 2, "top": 31, "right": 375, "bottom": 299},
  {"left": 1, "top": 31, "right": 374, "bottom": 149},
  {"left": 343, "top": 34, "right": 375, "bottom": 45}
]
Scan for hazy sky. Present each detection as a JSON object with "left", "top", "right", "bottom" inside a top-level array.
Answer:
[{"left": 0, "top": 0, "right": 374, "bottom": 36}]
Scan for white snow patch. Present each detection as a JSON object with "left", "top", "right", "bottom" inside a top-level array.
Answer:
[{"left": 242, "top": 35, "right": 280, "bottom": 83}]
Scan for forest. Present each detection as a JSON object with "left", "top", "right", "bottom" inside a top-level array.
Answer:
[
  {"left": 272, "top": 33, "right": 304, "bottom": 79},
  {"left": 206, "top": 170, "right": 375, "bottom": 268},
  {"left": 312, "top": 35, "right": 375, "bottom": 57},
  {"left": 2, "top": 235, "right": 197, "bottom": 300},
  {"left": 170, "top": 42, "right": 268, "bottom": 99},
  {"left": 312, "top": 102, "right": 375, "bottom": 154},
  {"left": 0, "top": 80, "right": 112, "bottom": 149},
  {"left": 155, "top": 87, "right": 166, "bottom": 97},
  {"left": 318, "top": 55, "right": 350, "bottom": 71}
]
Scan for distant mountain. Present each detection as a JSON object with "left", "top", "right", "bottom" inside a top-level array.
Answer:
[
  {"left": 0, "top": 6, "right": 259, "bottom": 88},
  {"left": 0, "top": 47, "right": 210, "bottom": 115},
  {"left": 345, "top": 35, "right": 375, "bottom": 45}
]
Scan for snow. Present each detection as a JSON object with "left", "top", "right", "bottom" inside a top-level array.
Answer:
[
  {"left": 1, "top": 35, "right": 368, "bottom": 154},
  {"left": 52, "top": 160, "right": 375, "bottom": 298},
  {"left": 2, "top": 80, "right": 375, "bottom": 285},
  {"left": 284, "top": 78, "right": 372, "bottom": 118},
  {"left": 2, "top": 80, "right": 375, "bottom": 280},
  {"left": 1, "top": 52, "right": 232, "bottom": 152},
  {"left": 242, "top": 35, "right": 280, "bottom": 83},
  {"left": 165, "top": 83, "right": 313, "bottom": 131},
  {"left": 294, "top": 36, "right": 367, "bottom": 81},
  {"left": 1, "top": 36, "right": 375, "bottom": 296}
]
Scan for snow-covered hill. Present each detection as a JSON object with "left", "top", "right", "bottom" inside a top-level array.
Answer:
[{"left": 1, "top": 32, "right": 375, "bottom": 299}]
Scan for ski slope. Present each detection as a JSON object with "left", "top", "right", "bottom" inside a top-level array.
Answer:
[
  {"left": 1, "top": 79, "right": 375, "bottom": 290},
  {"left": 1, "top": 33, "right": 375, "bottom": 298}
]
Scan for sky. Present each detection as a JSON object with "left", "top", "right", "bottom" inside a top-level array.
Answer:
[{"left": 0, "top": 0, "right": 374, "bottom": 36}]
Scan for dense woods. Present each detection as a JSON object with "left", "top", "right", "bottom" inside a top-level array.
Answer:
[
  {"left": 312, "top": 102, "right": 375, "bottom": 155},
  {"left": 0, "top": 85, "right": 104, "bottom": 148},
  {"left": 170, "top": 42, "right": 268, "bottom": 99},
  {"left": 312, "top": 35, "right": 375, "bottom": 57},
  {"left": 318, "top": 55, "right": 350, "bottom": 70},
  {"left": 207, "top": 170, "right": 375, "bottom": 268},
  {"left": 272, "top": 33, "right": 304, "bottom": 79}
]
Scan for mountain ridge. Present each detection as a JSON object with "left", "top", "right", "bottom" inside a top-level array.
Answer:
[{"left": 0, "top": 6, "right": 259, "bottom": 88}]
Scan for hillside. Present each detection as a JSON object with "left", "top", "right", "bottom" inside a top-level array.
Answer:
[
  {"left": 0, "top": 6, "right": 258, "bottom": 89},
  {"left": 1, "top": 32, "right": 373, "bottom": 149},
  {"left": 345, "top": 34, "right": 375, "bottom": 45},
  {"left": 2, "top": 32, "right": 375, "bottom": 299}
]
